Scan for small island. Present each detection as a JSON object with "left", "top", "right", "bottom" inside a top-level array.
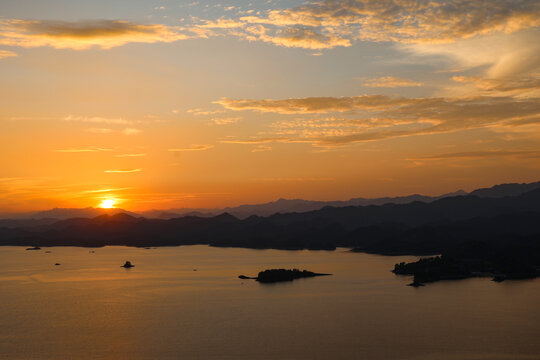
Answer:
[
  {"left": 238, "top": 268, "right": 331, "bottom": 283},
  {"left": 393, "top": 254, "right": 539, "bottom": 286},
  {"left": 121, "top": 261, "right": 135, "bottom": 268}
]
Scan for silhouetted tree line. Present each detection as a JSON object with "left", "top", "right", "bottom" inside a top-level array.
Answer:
[{"left": 256, "top": 269, "right": 329, "bottom": 283}]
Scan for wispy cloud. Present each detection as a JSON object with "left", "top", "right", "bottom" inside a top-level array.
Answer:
[
  {"left": 104, "top": 169, "right": 142, "bottom": 173},
  {"left": 168, "top": 145, "right": 214, "bottom": 151},
  {"left": 363, "top": 76, "right": 423, "bottom": 88},
  {"left": 64, "top": 115, "right": 132, "bottom": 125},
  {"left": 85, "top": 127, "right": 142, "bottom": 135},
  {"left": 404, "top": 30, "right": 540, "bottom": 79},
  {"left": 0, "top": 19, "right": 191, "bottom": 50},
  {"left": 215, "top": 95, "right": 408, "bottom": 114},
  {"left": 198, "top": 18, "right": 245, "bottom": 29},
  {"left": 195, "top": 0, "right": 540, "bottom": 50},
  {"left": 217, "top": 93, "right": 540, "bottom": 147},
  {"left": 125, "top": 191, "right": 231, "bottom": 204},
  {"left": 55, "top": 147, "right": 113, "bottom": 153},
  {"left": 80, "top": 187, "right": 133, "bottom": 193},
  {"left": 0, "top": 177, "right": 68, "bottom": 206},
  {"left": 0, "top": 49, "right": 17, "bottom": 59},
  {"left": 4, "top": 1, "right": 538, "bottom": 55},
  {"left": 450, "top": 75, "right": 540, "bottom": 97},
  {"left": 221, "top": 137, "right": 299, "bottom": 145},
  {"left": 239, "top": 25, "right": 351, "bottom": 50},
  {"left": 250, "top": 177, "right": 335, "bottom": 182},
  {"left": 211, "top": 116, "right": 241, "bottom": 125},
  {"left": 186, "top": 108, "right": 227, "bottom": 116},
  {"left": 122, "top": 128, "right": 142, "bottom": 135},
  {"left": 252, "top": 145, "right": 272, "bottom": 152},
  {"left": 86, "top": 128, "right": 114, "bottom": 134},
  {"left": 407, "top": 150, "right": 540, "bottom": 161},
  {"left": 114, "top": 153, "right": 147, "bottom": 157}
]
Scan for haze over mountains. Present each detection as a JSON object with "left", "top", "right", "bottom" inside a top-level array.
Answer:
[
  {"left": 0, "top": 208, "right": 141, "bottom": 229},
  {"left": 0, "top": 179, "right": 538, "bottom": 245},
  {"left": 2, "top": 181, "right": 539, "bottom": 225},
  {"left": 144, "top": 189, "right": 468, "bottom": 220}
]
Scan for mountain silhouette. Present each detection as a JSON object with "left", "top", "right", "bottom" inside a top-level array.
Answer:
[
  {"left": 32, "top": 207, "right": 141, "bottom": 220},
  {"left": 1, "top": 183, "right": 540, "bottom": 283},
  {"left": 3, "top": 181, "right": 537, "bottom": 224},
  {"left": 139, "top": 190, "right": 468, "bottom": 219},
  {"left": 469, "top": 180, "right": 540, "bottom": 198},
  {"left": 1, "top": 184, "right": 539, "bottom": 253}
]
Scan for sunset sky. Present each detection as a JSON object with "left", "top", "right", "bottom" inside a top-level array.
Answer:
[{"left": 1, "top": 0, "right": 539, "bottom": 213}]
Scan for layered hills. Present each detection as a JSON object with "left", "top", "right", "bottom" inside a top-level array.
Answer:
[{"left": 1, "top": 181, "right": 539, "bottom": 283}]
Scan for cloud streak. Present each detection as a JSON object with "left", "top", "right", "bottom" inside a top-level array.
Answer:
[
  {"left": 363, "top": 76, "right": 423, "bottom": 88},
  {"left": 86, "top": 127, "right": 142, "bottom": 135},
  {"left": 198, "top": 0, "right": 540, "bottom": 49},
  {"left": 252, "top": 145, "right": 272, "bottom": 152},
  {"left": 122, "top": 128, "right": 142, "bottom": 135},
  {"left": 4, "top": 1, "right": 538, "bottom": 55},
  {"left": 86, "top": 128, "right": 114, "bottom": 134},
  {"left": 0, "top": 49, "right": 17, "bottom": 59},
  {"left": 0, "top": 19, "right": 191, "bottom": 50},
  {"left": 80, "top": 187, "right": 133, "bottom": 194},
  {"left": 451, "top": 75, "right": 540, "bottom": 97},
  {"left": 64, "top": 115, "right": 132, "bottom": 125},
  {"left": 240, "top": 25, "right": 351, "bottom": 50},
  {"left": 104, "top": 169, "right": 142, "bottom": 173},
  {"left": 212, "top": 117, "right": 241, "bottom": 125},
  {"left": 216, "top": 95, "right": 409, "bottom": 114},
  {"left": 407, "top": 150, "right": 540, "bottom": 161},
  {"left": 168, "top": 145, "right": 214, "bottom": 152},
  {"left": 55, "top": 147, "right": 113, "bottom": 153},
  {"left": 115, "top": 153, "right": 147, "bottom": 157},
  {"left": 218, "top": 94, "right": 540, "bottom": 146}
]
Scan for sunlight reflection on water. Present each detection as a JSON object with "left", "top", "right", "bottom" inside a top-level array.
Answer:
[{"left": 0, "top": 245, "right": 539, "bottom": 360}]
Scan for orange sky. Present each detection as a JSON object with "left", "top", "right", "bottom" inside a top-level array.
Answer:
[{"left": 1, "top": 0, "right": 539, "bottom": 213}]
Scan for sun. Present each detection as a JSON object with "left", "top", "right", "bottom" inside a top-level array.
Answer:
[{"left": 99, "top": 199, "right": 116, "bottom": 209}]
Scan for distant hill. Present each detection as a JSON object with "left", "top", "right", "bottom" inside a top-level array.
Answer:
[
  {"left": 139, "top": 181, "right": 538, "bottom": 219},
  {"left": 1, "top": 186, "right": 539, "bottom": 250},
  {"left": 139, "top": 189, "right": 468, "bottom": 219},
  {"left": 0, "top": 207, "right": 142, "bottom": 228},
  {"left": 1, "top": 180, "right": 539, "bottom": 225},
  {"left": 32, "top": 207, "right": 141, "bottom": 220},
  {"left": 469, "top": 181, "right": 540, "bottom": 198},
  {"left": 0, "top": 218, "right": 59, "bottom": 229}
]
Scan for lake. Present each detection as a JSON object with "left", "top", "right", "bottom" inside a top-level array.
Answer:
[{"left": 0, "top": 245, "right": 539, "bottom": 359}]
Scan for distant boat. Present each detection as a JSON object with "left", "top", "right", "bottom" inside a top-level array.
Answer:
[{"left": 121, "top": 261, "right": 134, "bottom": 268}]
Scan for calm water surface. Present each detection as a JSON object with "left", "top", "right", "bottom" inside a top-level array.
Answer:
[{"left": 0, "top": 246, "right": 539, "bottom": 360}]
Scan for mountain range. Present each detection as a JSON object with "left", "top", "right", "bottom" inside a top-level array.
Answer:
[
  {"left": 2, "top": 178, "right": 540, "bottom": 284},
  {"left": 0, "top": 180, "right": 539, "bottom": 252},
  {"left": 2, "top": 181, "right": 539, "bottom": 226}
]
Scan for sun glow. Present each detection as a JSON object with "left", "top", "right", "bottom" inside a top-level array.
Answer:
[{"left": 99, "top": 199, "right": 116, "bottom": 208}]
